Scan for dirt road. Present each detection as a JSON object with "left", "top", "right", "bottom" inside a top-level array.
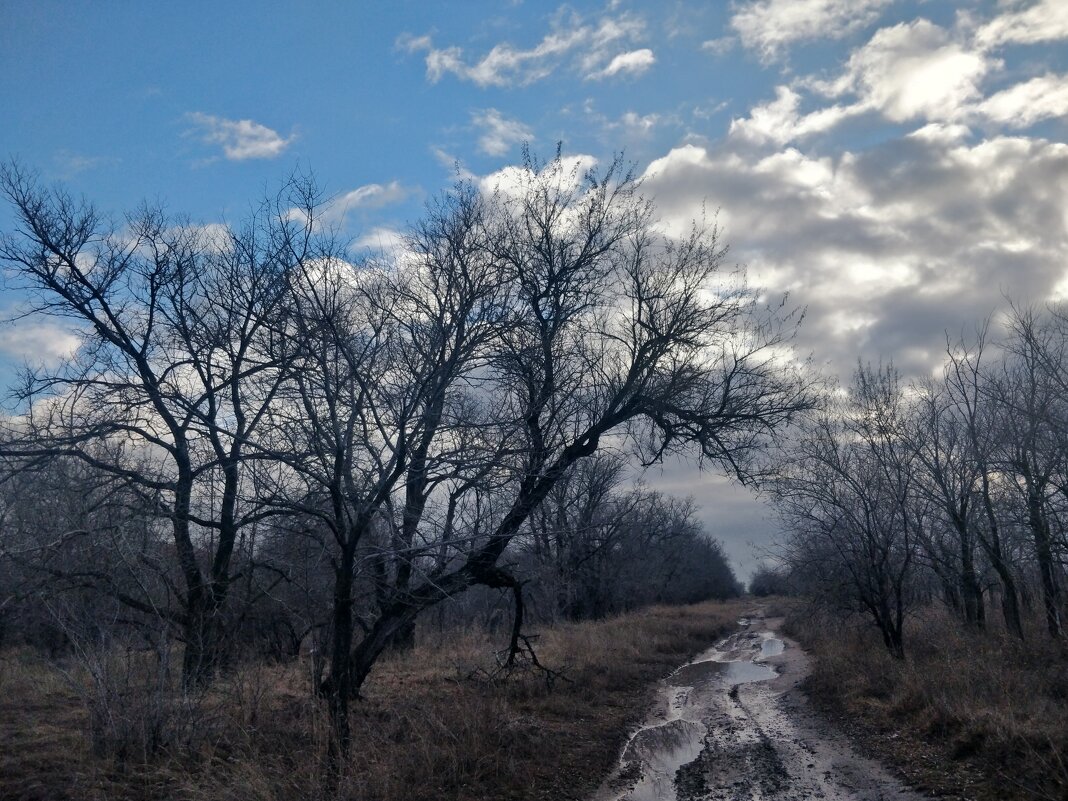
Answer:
[{"left": 593, "top": 607, "right": 926, "bottom": 801}]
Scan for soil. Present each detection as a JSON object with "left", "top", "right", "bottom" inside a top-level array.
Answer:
[{"left": 593, "top": 605, "right": 930, "bottom": 801}]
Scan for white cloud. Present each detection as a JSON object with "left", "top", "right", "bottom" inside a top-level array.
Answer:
[
  {"left": 52, "top": 150, "right": 114, "bottom": 178},
  {"left": 282, "top": 182, "right": 412, "bottom": 231},
  {"left": 975, "top": 0, "right": 1068, "bottom": 49},
  {"left": 354, "top": 226, "right": 406, "bottom": 252},
  {"left": 335, "top": 181, "right": 410, "bottom": 211},
  {"left": 480, "top": 153, "right": 598, "bottom": 199},
  {"left": 186, "top": 112, "right": 296, "bottom": 161},
  {"left": 471, "top": 109, "right": 533, "bottom": 156},
  {"left": 976, "top": 73, "right": 1068, "bottom": 127},
  {"left": 405, "top": 27, "right": 580, "bottom": 86},
  {"left": 576, "top": 14, "right": 648, "bottom": 77},
  {"left": 616, "top": 111, "right": 661, "bottom": 136},
  {"left": 589, "top": 48, "right": 656, "bottom": 79},
  {"left": 430, "top": 146, "right": 476, "bottom": 181},
  {"left": 396, "top": 32, "right": 433, "bottom": 53},
  {"left": 814, "top": 20, "right": 990, "bottom": 123},
  {"left": 728, "top": 86, "right": 861, "bottom": 145},
  {"left": 730, "top": 0, "right": 893, "bottom": 61},
  {"left": 701, "top": 37, "right": 737, "bottom": 57},
  {"left": 638, "top": 130, "right": 1068, "bottom": 377},
  {"left": 733, "top": 17, "right": 1061, "bottom": 145},
  {"left": 576, "top": 102, "right": 668, "bottom": 148},
  {"left": 0, "top": 322, "right": 81, "bottom": 365},
  {"left": 308, "top": 181, "right": 412, "bottom": 229},
  {"left": 399, "top": 10, "right": 650, "bottom": 86}
]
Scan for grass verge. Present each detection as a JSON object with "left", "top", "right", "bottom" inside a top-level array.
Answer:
[
  {"left": 0, "top": 600, "right": 740, "bottom": 801},
  {"left": 783, "top": 601, "right": 1068, "bottom": 801}
]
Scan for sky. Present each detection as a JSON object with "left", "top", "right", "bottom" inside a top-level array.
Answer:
[{"left": 2, "top": 0, "right": 1068, "bottom": 579}]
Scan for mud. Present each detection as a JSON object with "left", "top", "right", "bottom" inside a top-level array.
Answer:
[{"left": 593, "top": 608, "right": 927, "bottom": 801}]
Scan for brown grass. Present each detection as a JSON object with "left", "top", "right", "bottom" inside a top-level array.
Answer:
[
  {"left": 0, "top": 601, "right": 740, "bottom": 801},
  {"left": 784, "top": 601, "right": 1068, "bottom": 801}
]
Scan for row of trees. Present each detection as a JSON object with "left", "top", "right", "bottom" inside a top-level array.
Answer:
[
  {"left": 0, "top": 154, "right": 811, "bottom": 746},
  {"left": 517, "top": 453, "right": 741, "bottom": 621},
  {"left": 771, "top": 307, "right": 1068, "bottom": 655}
]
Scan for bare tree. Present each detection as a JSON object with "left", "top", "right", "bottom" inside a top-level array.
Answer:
[
  {"left": 995, "top": 306, "right": 1064, "bottom": 637},
  {"left": 772, "top": 365, "right": 918, "bottom": 657},
  {"left": 0, "top": 164, "right": 318, "bottom": 684},
  {"left": 519, "top": 454, "right": 737, "bottom": 619},
  {"left": 262, "top": 181, "right": 510, "bottom": 747},
  {"left": 0, "top": 153, "right": 815, "bottom": 751},
  {"left": 326, "top": 150, "right": 816, "bottom": 705},
  {"left": 907, "top": 378, "right": 986, "bottom": 626},
  {"left": 943, "top": 325, "right": 1026, "bottom": 638}
]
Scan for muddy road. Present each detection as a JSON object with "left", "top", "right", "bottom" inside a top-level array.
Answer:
[{"left": 594, "top": 608, "right": 924, "bottom": 801}]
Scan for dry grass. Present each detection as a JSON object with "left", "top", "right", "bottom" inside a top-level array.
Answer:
[
  {"left": 784, "top": 601, "right": 1068, "bottom": 801},
  {"left": 0, "top": 600, "right": 740, "bottom": 801}
]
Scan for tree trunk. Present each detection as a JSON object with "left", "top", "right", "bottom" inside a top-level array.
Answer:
[
  {"left": 978, "top": 473, "right": 1025, "bottom": 639},
  {"left": 1027, "top": 489, "right": 1063, "bottom": 637},
  {"left": 960, "top": 539, "right": 984, "bottom": 628},
  {"left": 386, "top": 619, "right": 416, "bottom": 651},
  {"left": 326, "top": 545, "right": 356, "bottom": 753}
]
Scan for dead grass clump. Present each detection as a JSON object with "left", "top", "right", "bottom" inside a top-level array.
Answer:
[{"left": 786, "top": 602, "right": 1068, "bottom": 800}]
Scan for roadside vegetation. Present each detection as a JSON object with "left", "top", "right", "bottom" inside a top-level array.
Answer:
[
  {"left": 0, "top": 601, "right": 738, "bottom": 801},
  {"left": 783, "top": 601, "right": 1068, "bottom": 800}
]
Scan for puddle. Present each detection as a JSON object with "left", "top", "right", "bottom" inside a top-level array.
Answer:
[
  {"left": 598, "top": 628, "right": 784, "bottom": 801},
  {"left": 672, "top": 658, "right": 777, "bottom": 688},
  {"left": 620, "top": 720, "right": 706, "bottom": 800},
  {"left": 760, "top": 637, "right": 785, "bottom": 658}
]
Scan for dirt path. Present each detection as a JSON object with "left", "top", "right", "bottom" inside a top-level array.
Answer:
[{"left": 593, "top": 606, "right": 927, "bottom": 801}]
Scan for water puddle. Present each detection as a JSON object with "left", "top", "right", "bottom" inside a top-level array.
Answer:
[
  {"left": 598, "top": 625, "right": 785, "bottom": 801},
  {"left": 672, "top": 658, "right": 776, "bottom": 688},
  {"left": 760, "top": 637, "right": 785, "bottom": 658},
  {"left": 619, "top": 720, "right": 706, "bottom": 801}
]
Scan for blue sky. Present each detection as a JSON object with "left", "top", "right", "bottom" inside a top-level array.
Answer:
[{"left": 3, "top": 0, "right": 1068, "bottom": 576}]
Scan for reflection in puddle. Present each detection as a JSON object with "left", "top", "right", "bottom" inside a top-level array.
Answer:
[
  {"left": 621, "top": 719, "right": 706, "bottom": 800},
  {"left": 673, "top": 658, "right": 777, "bottom": 688},
  {"left": 760, "top": 638, "right": 785, "bottom": 658},
  {"left": 601, "top": 628, "right": 786, "bottom": 801}
]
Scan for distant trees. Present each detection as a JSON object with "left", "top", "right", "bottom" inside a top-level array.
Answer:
[
  {"left": 519, "top": 454, "right": 740, "bottom": 620},
  {"left": 773, "top": 306, "right": 1068, "bottom": 656},
  {"left": 748, "top": 563, "right": 789, "bottom": 597},
  {"left": 0, "top": 152, "right": 812, "bottom": 749}
]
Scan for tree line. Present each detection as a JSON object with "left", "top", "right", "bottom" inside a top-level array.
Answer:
[
  {"left": 769, "top": 307, "right": 1068, "bottom": 655},
  {"left": 0, "top": 153, "right": 811, "bottom": 748}
]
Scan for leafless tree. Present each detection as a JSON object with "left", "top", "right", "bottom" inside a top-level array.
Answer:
[
  {"left": 327, "top": 150, "right": 814, "bottom": 694},
  {"left": 943, "top": 324, "right": 1027, "bottom": 638},
  {"left": 518, "top": 453, "right": 738, "bottom": 619},
  {"left": 258, "top": 180, "right": 510, "bottom": 746},
  {"left": 994, "top": 306, "right": 1064, "bottom": 637},
  {"left": 906, "top": 378, "right": 987, "bottom": 626},
  {"left": 0, "top": 164, "right": 321, "bottom": 685},
  {"left": 772, "top": 365, "right": 919, "bottom": 657},
  {"left": 0, "top": 152, "right": 816, "bottom": 751}
]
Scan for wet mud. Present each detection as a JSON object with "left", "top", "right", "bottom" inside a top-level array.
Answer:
[{"left": 594, "top": 609, "right": 925, "bottom": 801}]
